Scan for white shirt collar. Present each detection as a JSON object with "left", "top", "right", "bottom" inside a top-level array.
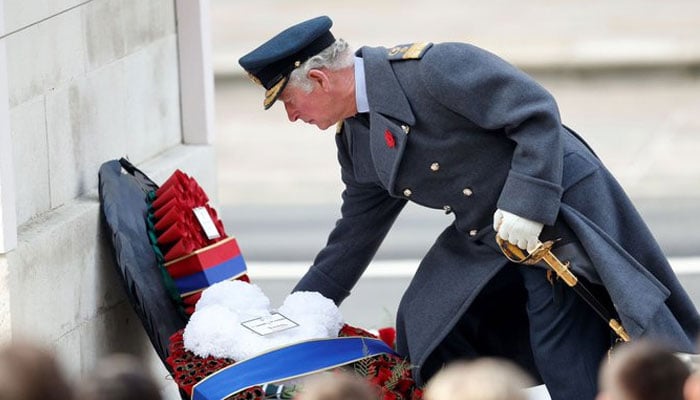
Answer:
[{"left": 354, "top": 56, "right": 369, "bottom": 113}]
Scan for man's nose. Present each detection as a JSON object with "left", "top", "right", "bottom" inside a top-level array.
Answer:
[{"left": 284, "top": 103, "right": 298, "bottom": 122}]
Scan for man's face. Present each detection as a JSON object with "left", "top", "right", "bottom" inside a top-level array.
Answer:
[{"left": 278, "top": 84, "right": 338, "bottom": 130}]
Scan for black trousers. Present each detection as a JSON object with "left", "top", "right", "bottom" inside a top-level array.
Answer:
[{"left": 422, "top": 263, "right": 614, "bottom": 400}]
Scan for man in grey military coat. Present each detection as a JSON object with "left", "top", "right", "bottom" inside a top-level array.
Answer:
[{"left": 239, "top": 16, "right": 700, "bottom": 400}]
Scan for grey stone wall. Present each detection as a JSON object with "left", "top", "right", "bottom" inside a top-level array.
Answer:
[
  {"left": 6, "top": 0, "right": 181, "bottom": 226},
  {"left": 1, "top": 0, "right": 215, "bottom": 395}
]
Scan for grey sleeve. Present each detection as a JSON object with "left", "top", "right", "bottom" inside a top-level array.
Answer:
[{"left": 292, "top": 130, "right": 407, "bottom": 305}]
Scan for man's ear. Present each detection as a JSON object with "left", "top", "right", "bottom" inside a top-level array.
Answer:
[{"left": 307, "top": 69, "right": 330, "bottom": 91}]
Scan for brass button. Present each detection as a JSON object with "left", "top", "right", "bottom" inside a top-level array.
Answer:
[
  {"left": 401, "top": 125, "right": 410, "bottom": 134},
  {"left": 469, "top": 229, "right": 478, "bottom": 237},
  {"left": 443, "top": 205, "right": 452, "bottom": 214},
  {"left": 462, "top": 187, "right": 473, "bottom": 197},
  {"left": 430, "top": 162, "right": 440, "bottom": 172},
  {"left": 403, "top": 188, "right": 413, "bottom": 197}
]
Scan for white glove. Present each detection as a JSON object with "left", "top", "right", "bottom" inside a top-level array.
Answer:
[{"left": 493, "top": 209, "right": 544, "bottom": 253}]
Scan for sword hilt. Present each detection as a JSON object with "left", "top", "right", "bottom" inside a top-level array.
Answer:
[
  {"left": 496, "top": 237, "right": 578, "bottom": 286},
  {"left": 496, "top": 236, "right": 553, "bottom": 265}
]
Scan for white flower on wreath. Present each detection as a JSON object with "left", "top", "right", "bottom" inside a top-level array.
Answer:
[{"left": 183, "top": 280, "right": 344, "bottom": 361}]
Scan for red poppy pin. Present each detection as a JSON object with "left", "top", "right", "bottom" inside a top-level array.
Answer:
[{"left": 384, "top": 129, "right": 396, "bottom": 148}]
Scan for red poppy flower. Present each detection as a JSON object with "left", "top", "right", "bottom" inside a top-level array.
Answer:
[
  {"left": 378, "top": 327, "right": 396, "bottom": 349},
  {"left": 384, "top": 130, "right": 396, "bottom": 148}
]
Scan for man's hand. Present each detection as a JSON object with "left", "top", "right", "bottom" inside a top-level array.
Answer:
[{"left": 493, "top": 209, "right": 544, "bottom": 253}]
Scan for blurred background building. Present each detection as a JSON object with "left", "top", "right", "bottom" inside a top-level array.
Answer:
[{"left": 0, "top": 0, "right": 699, "bottom": 397}]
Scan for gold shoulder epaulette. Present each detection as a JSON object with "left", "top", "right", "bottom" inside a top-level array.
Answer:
[
  {"left": 335, "top": 120, "right": 344, "bottom": 135},
  {"left": 387, "top": 42, "right": 433, "bottom": 61}
]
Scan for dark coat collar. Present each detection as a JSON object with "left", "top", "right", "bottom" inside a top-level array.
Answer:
[{"left": 359, "top": 46, "right": 416, "bottom": 126}]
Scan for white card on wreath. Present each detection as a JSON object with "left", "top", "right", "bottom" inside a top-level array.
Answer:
[
  {"left": 192, "top": 206, "right": 221, "bottom": 240},
  {"left": 241, "top": 312, "right": 299, "bottom": 336}
]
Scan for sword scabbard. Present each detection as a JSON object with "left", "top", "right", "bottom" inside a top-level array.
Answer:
[
  {"left": 609, "top": 319, "right": 631, "bottom": 342},
  {"left": 540, "top": 252, "right": 578, "bottom": 287}
]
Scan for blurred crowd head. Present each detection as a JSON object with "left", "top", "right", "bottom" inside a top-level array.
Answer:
[
  {"left": 75, "top": 354, "right": 162, "bottom": 400},
  {"left": 423, "top": 357, "right": 534, "bottom": 400},
  {"left": 597, "top": 340, "right": 690, "bottom": 400},
  {"left": 0, "top": 341, "right": 73, "bottom": 400},
  {"left": 297, "top": 371, "right": 379, "bottom": 400},
  {"left": 0, "top": 341, "right": 162, "bottom": 400}
]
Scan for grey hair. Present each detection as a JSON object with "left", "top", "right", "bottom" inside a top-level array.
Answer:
[{"left": 288, "top": 38, "right": 354, "bottom": 92}]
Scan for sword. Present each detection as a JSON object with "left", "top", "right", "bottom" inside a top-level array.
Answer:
[{"left": 496, "top": 236, "right": 631, "bottom": 342}]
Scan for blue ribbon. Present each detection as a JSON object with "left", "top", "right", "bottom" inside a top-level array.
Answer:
[
  {"left": 174, "top": 255, "right": 247, "bottom": 295},
  {"left": 192, "top": 337, "right": 397, "bottom": 400}
]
